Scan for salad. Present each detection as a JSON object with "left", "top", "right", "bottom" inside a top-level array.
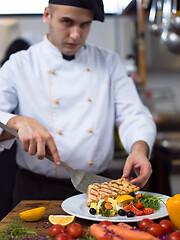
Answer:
[{"left": 89, "top": 192, "right": 165, "bottom": 217}]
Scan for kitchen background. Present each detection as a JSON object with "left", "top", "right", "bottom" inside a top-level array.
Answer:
[{"left": 0, "top": 0, "right": 180, "bottom": 199}]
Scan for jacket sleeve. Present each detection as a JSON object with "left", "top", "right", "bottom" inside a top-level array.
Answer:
[{"left": 0, "top": 56, "right": 18, "bottom": 149}]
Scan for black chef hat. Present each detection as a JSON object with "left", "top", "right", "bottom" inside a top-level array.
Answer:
[{"left": 49, "top": 0, "right": 104, "bottom": 22}]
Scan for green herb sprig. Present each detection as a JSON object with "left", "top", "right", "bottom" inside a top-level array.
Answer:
[
  {"left": 0, "top": 218, "right": 48, "bottom": 239},
  {"left": 134, "top": 193, "right": 165, "bottom": 210}
]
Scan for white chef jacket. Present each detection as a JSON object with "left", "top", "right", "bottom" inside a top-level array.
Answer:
[{"left": 0, "top": 35, "right": 156, "bottom": 179}]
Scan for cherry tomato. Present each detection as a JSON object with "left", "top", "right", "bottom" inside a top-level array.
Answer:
[
  {"left": 159, "top": 219, "right": 174, "bottom": 235},
  {"left": 49, "top": 224, "right": 66, "bottom": 237},
  {"left": 99, "top": 220, "right": 113, "bottom": 228},
  {"left": 143, "top": 208, "right": 155, "bottom": 215},
  {"left": 168, "top": 231, "right": 180, "bottom": 240},
  {"left": 132, "top": 206, "right": 144, "bottom": 216},
  {"left": 55, "top": 233, "right": 73, "bottom": 240},
  {"left": 123, "top": 201, "right": 134, "bottom": 212},
  {"left": 66, "top": 223, "right": 83, "bottom": 239},
  {"left": 139, "top": 218, "right": 154, "bottom": 231},
  {"left": 135, "top": 201, "right": 144, "bottom": 209},
  {"left": 147, "top": 223, "right": 165, "bottom": 238}
]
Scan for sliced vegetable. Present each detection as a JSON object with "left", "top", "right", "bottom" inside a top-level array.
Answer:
[
  {"left": 131, "top": 206, "right": 143, "bottom": 216},
  {"left": 98, "top": 201, "right": 115, "bottom": 217},
  {"left": 133, "top": 193, "right": 163, "bottom": 210},
  {"left": 135, "top": 201, "right": 144, "bottom": 209},
  {"left": 135, "top": 194, "right": 143, "bottom": 199},
  {"left": 143, "top": 208, "right": 155, "bottom": 215},
  {"left": 123, "top": 201, "right": 134, "bottom": 212},
  {"left": 104, "top": 202, "right": 113, "bottom": 210},
  {"left": 89, "top": 202, "right": 97, "bottom": 215},
  {"left": 123, "top": 201, "right": 143, "bottom": 216}
]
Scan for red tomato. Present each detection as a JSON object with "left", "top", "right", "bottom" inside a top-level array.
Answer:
[
  {"left": 139, "top": 218, "right": 154, "bottom": 231},
  {"left": 143, "top": 208, "right": 155, "bottom": 215},
  {"left": 147, "top": 223, "right": 165, "bottom": 238},
  {"left": 159, "top": 219, "right": 174, "bottom": 235},
  {"left": 99, "top": 221, "right": 113, "bottom": 228},
  {"left": 66, "top": 223, "right": 83, "bottom": 239},
  {"left": 123, "top": 201, "right": 134, "bottom": 212},
  {"left": 135, "top": 201, "right": 144, "bottom": 209},
  {"left": 131, "top": 206, "right": 143, "bottom": 216},
  {"left": 55, "top": 233, "right": 73, "bottom": 240},
  {"left": 168, "top": 231, "right": 180, "bottom": 240},
  {"left": 49, "top": 224, "right": 66, "bottom": 237}
]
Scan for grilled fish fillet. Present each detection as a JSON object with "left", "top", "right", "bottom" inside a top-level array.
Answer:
[{"left": 86, "top": 177, "right": 140, "bottom": 206}]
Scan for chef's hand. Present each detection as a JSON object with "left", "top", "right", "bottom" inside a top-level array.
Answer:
[
  {"left": 7, "top": 116, "right": 60, "bottom": 166},
  {"left": 122, "top": 141, "right": 152, "bottom": 188}
]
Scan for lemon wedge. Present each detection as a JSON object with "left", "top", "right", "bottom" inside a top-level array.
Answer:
[
  {"left": 20, "top": 206, "right": 45, "bottom": 222},
  {"left": 48, "top": 215, "right": 75, "bottom": 226},
  {"left": 115, "top": 195, "right": 134, "bottom": 206}
]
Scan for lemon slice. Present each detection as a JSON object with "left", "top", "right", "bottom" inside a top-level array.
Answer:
[
  {"left": 20, "top": 206, "right": 45, "bottom": 222},
  {"left": 48, "top": 215, "right": 75, "bottom": 226},
  {"left": 115, "top": 195, "right": 134, "bottom": 205}
]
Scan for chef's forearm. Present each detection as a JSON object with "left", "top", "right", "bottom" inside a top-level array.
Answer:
[
  {"left": 0, "top": 131, "right": 14, "bottom": 140},
  {"left": 0, "top": 116, "right": 19, "bottom": 140},
  {"left": 130, "top": 140, "right": 149, "bottom": 158}
]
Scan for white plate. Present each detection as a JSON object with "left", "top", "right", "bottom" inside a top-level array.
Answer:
[{"left": 61, "top": 191, "right": 170, "bottom": 222}]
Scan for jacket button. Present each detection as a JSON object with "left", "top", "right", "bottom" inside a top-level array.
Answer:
[
  {"left": 58, "top": 131, "right": 62, "bottom": 135},
  {"left": 88, "top": 161, "right": 93, "bottom": 165},
  {"left": 89, "top": 129, "right": 93, "bottom": 133},
  {"left": 88, "top": 98, "right": 91, "bottom": 102},
  {"left": 86, "top": 68, "right": 90, "bottom": 71},
  {"left": 51, "top": 70, "right": 55, "bottom": 74},
  {"left": 54, "top": 100, "right": 59, "bottom": 104}
]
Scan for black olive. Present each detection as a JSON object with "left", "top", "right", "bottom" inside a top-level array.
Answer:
[
  {"left": 128, "top": 192, "right": 136, "bottom": 197},
  {"left": 89, "top": 208, "right": 96, "bottom": 215},
  {"left": 127, "top": 211, "right": 135, "bottom": 217},
  {"left": 118, "top": 209, "right": 126, "bottom": 216}
]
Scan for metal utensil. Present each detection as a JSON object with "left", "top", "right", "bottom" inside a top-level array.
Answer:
[
  {"left": 0, "top": 121, "right": 112, "bottom": 193},
  {"left": 170, "top": 0, "right": 180, "bottom": 33},
  {"left": 148, "top": 0, "right": 162, "bottom": 36},
  {"left": 161, "top": 0, "right": 180, "bottom": 54}
]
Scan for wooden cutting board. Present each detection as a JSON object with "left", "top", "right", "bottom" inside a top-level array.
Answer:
[{"left": 0, "top": 200, "right": 91, "bottom": 236}]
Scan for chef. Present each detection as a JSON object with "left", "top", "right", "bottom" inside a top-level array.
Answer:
[{"left": 0, "top": 0, "right": 156, "bottom": 205}]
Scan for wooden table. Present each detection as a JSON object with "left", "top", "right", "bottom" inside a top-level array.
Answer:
[{"left": 0, "top": 200, "right": 93, "bottom": 237}]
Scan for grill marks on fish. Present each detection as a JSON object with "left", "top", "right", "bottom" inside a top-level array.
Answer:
[{"left": 86, "top": 177, "right": 139, "bottom": 206}]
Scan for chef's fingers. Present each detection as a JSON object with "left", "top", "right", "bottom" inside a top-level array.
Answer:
[
  {"left": 130, "top": 172, "right": 151, "bottom": 188},
  {"left": 130, "top": 165, "right": 152, "bottom": 188},
  {"left": 36, "top": 137, "right": 46, "bottom": 160},
  {"left": 122, "top": 160, "right": 133, "bottom": 179},
  {"left": 46, "top": 138, "right": 60, "bottom": 166},
  {"left": 28, "top": 139, "right": 37, "bottom": 156},
  {"left": 19, "top": 136, "right": 30, "bottom": 153}
]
